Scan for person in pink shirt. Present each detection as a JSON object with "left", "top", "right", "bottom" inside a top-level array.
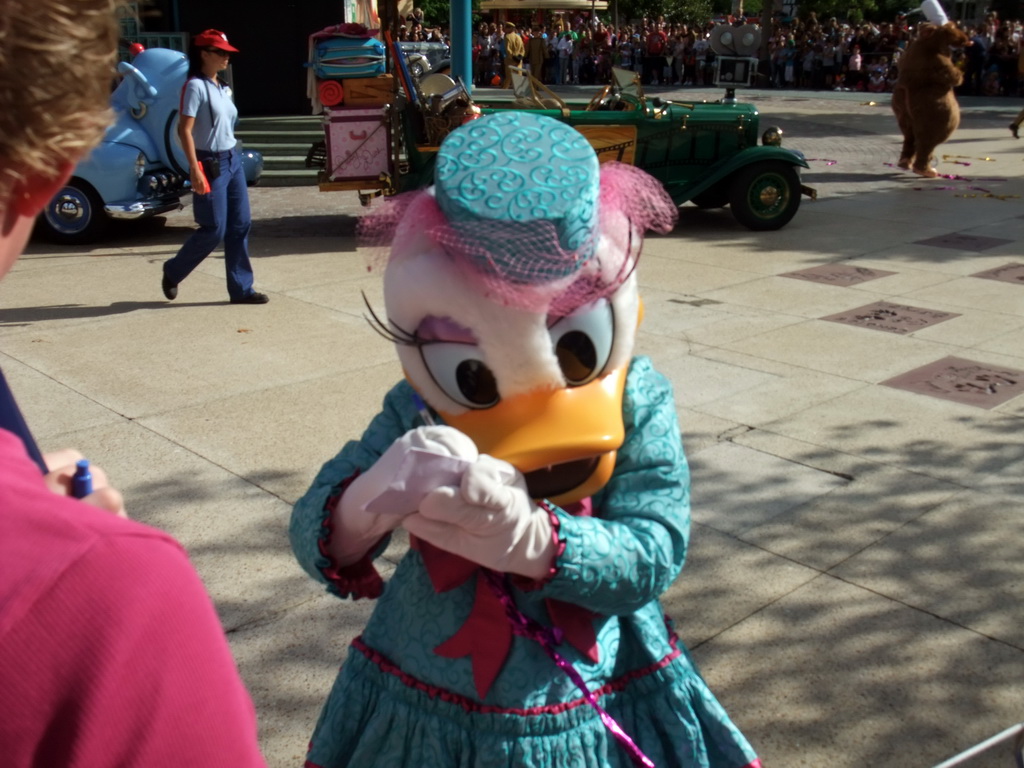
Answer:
[{"left": 0, "top": 1, "right": 269, "bottom": 765}]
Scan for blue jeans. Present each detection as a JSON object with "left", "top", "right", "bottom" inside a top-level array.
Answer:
[{"left": 165, "top": 148, "right": 254, "bottom": 300}]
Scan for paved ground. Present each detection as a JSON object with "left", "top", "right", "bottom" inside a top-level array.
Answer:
[{"left": 5, "top": 89, "right": 1024, "bottom": 767}]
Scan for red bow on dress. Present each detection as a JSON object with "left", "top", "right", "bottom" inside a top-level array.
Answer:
[{"left": 411, "top": 499, "right": 600, "bottom": 699}]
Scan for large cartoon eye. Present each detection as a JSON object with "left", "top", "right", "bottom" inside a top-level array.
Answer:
[
  {"left": 419, "top": 343, "right": 499, "bottom": 409},
  {"left": 548, "top": 299, "right": 614, "bottom": 386}
]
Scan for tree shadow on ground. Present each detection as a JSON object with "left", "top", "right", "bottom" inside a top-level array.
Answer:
[{"left": 670, "top": 411, "right": 1024, "bottom": 768}]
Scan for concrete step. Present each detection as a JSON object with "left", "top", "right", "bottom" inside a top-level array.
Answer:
[
  {"left": 242, "top": 142, "right": 321, "bottom": 153},
  {"left": 236, "top": 129, "right": 324, "bottom": 143},
  {"left": 263, "top": 157, "right": 316, "bottom": 173},
  {"left": 237, "top": 115, "right": 322, "bottom": 129},
  {"left": 255, "top": 168, "right": 319, "bottom": 187},
  {"left": 237, "top": 115, "right": 326, "bottom": 187}
]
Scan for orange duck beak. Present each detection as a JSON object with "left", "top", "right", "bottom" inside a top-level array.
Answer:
[{"left": 437, "top": 365, "right": 628, "bottom": 507}]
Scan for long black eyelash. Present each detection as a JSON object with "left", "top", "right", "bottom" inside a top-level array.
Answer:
[
  {"left": 623, "top": 227, "right": 640, "bottom": 283},
  {"left": 361, "top": 291, "right": 420, "bottom": 347}
]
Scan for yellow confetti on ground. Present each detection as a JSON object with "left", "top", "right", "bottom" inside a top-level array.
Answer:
[
  {"left": 943, "top": 154, "right": 996, "bottom": 162},
  {"left": 955, "top": 193, "right": 1021, "bottom": 200}
]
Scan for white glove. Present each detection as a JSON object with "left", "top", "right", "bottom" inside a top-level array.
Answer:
[
  {"left": 403, "top": 455, "right": 557, "bottom": 580},
  {"left": 329, "top": 426, "right": 478, "bottom": 566}
]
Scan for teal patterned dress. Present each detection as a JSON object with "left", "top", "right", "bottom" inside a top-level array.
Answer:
[{"left": 290, "top": 357, "right": 760, "bottom": 768}]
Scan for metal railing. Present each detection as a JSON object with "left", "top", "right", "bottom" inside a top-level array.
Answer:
[{"left": 932, "top": 723, "right": 1024, "bottom": 768}]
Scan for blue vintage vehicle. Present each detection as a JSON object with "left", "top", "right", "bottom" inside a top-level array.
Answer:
[{"left": 37, "top": 47, "right": 263, "bottom": 244}]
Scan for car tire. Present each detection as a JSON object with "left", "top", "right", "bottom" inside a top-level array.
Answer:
[
  {"left": 728, "top": 162, "right": 801, "bottom": 231},
  {"left": 36, "top": 179, "right": 108, "bottom": 245}
]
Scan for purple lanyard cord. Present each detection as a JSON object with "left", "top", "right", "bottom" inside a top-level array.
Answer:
[{"left": 480, "top": 569, "right": 656, "bottom": 768}]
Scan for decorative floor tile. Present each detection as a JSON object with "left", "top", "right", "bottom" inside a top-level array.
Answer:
[
  {"left": 882, "top": 356, "right": 1024, "bottom": 408},
  {"left": 780, "top": 264, "right": 897, "bottom": 286},
  {"left": 972, "top": 263, "right": 1024, "bottom": 285},
  {"left": 821, "top": 301, "right": 960, "bottom": 335},
  {"left": 914, "top": 233, "right": 1013, "bottom": 252}
]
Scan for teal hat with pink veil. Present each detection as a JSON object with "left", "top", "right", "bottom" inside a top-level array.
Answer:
[
  {"left": 434, "top": 111, "right": 601, "bottom": 284},
  {"left": 362, "top": 111, "right": 678, "bottom": 314}
]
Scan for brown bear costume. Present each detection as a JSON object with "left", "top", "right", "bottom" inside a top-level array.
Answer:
[{"left": 891, "top": 22, "right": 971, "bottom": 177}]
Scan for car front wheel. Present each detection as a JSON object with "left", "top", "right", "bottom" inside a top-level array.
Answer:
[
  {"left": 728, "top": 162, "right": 801, "bottom": 231},
  {"left": 37, "top": 180, "right": 108, "bottom": 244}
]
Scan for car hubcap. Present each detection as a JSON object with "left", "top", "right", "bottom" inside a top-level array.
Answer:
[
  {"left": 48, "top": 189, "right": 90, "bottom": 233},
  {"left": 751, "top": 175, "right": 788, "bottom": 217},
  {"left": 56, "top": 197, "right": 84, "bottom": 223},
  {"left": 759, "top": 185, "right": 781, "bottom": 207}
]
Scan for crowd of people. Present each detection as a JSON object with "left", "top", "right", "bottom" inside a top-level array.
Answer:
[
  {"left": 766, "top": 12, "right": 1024, "bottom": 96},
  {"left": 468, "top": 16, "right": 730, "bottom": 88},
  {"left": 399, "top": 8, "right": 1024, "bottom": 97}
]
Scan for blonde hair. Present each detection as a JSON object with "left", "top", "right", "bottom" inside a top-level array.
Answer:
[{"left": 0, "top": 0, "right": 117, "bottom": 201}]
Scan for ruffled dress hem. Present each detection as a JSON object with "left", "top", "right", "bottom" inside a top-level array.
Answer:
[{"left": 304, "top": 634, "right": 759, "bottom": 768}]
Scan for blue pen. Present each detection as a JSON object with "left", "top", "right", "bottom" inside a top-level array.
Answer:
[
  {"left": 411, "top": 392, "right": 435, "bottom": 426},
  {"left": 72, "top": 459, "right": 93, "bottom": 499}
]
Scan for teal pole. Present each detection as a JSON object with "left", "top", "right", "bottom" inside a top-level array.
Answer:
[{"left": 451, "top": 0, "right": 472, "bottom": 93}]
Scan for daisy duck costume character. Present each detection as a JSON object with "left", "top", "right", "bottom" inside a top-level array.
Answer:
[{"left": 291, "top": 112, "right": 760, "bottom": 768}]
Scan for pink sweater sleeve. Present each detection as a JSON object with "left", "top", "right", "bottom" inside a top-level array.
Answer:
[{"left": 0, "top": 530, "right": 268, "bottom": 768}]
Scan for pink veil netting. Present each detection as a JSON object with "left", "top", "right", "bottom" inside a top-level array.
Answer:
[{"left": 357, "top": 162, "right": 678, "bottom": 316}]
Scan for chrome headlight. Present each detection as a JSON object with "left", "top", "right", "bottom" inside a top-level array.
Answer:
[
  {"left": 135, "top": 152, "right": 146, "bottom": 179},
  {"left": 762, "top": 126, "right": 783, "bottom": 147}
]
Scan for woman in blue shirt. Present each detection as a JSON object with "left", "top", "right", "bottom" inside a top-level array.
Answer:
[{"left": 162, "top": 30, "right": 268, "bottom": 305}]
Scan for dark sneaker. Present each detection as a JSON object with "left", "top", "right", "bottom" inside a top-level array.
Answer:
[
  {"left": 161, "top": 271, "right": 178, "bottom": 300},
  {"left": 230, "top": 292, "right": 269, "bottom": 304},
  {"left": 1010, "top": 123, "right": 1020, "bottom": 139}
]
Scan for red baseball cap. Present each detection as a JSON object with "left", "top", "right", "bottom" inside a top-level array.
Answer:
[{"left": 193, "top": 29, "right": 239, "bottom": 52}]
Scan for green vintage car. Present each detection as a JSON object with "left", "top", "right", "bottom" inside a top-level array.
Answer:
[
  {"left": 311, "top": 49, "right": 813, "bottom": 231},
  {"left": 493, "top": 66, "right": 814, "bottom": 231}
]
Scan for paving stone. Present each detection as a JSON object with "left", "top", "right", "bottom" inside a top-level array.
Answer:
[
  {"left": 688, "top": 441, "right": 850, "bottom": 535},
  {"left": 915, "top": 232, "right": 1014, "bottom": 252},
  {"left": 0, "top": 291, "right": 395, "bottom": 419},
  {"left": 720, "top": 319, "right": 956, "bottom": 382},
  {"left": 703, "top": 275, "right": 888, "bottom": 319},
  {"left": 29, "top": 419, "right": 318, "bottom": 633},
  {"left": 639, "top": 288, "right": 804, "bottom": 347},
  {"left": 690, "top": 348, "right": 867, "bottom": 427},
  {"left": 740, "top": 462, "right": 963, "bottom": 571},
  {"left": 753, "top": 382, "right": 1024, "bottom": 485},
  {"left": 902, "top": 274, "right": 1024, "bottom": 316},
  {"left": 677, "top": 407, "right": 747, "bottom": 457},
  {"left": 693, "top": 575, "right": 1023, "bottom": 768},
  {"left": 229, "top": 593, "right": 377, "bottom": 767},
  {"left": 645, "top": 348, "right": 781, "bottom": 409},
  {"left": 832, "top": 491, "right": 1024, "bottom": 651},
  {"left": 0, "top": 352, "right": 125, "bottom": 440},
  {"left": 139, "top": 362, "right": 405, "bottom": 505},
  {"left": 663, "top": 524, "right": 819, "bottom": 646}
]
